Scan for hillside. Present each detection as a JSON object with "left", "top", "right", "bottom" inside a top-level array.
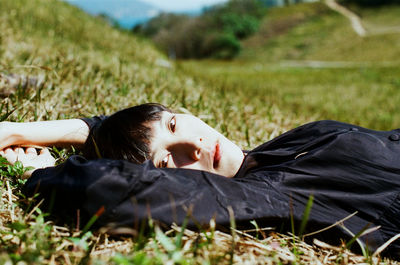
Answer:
[
  {"left": 240, "top": 2, "right": 400, "bottom": 62},
  {"left": 0, "top": 0, "right": 206, "bottom": 120},
  {"left": 181, "top": 1, "right": 400, "bottom": 136},
  {"left": 1, "top": 0, "right": 400, "bottom": 264}
]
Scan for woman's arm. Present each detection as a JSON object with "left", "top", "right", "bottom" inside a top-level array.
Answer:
[{"left": 0, "top": 119, "right": 90, "bottom": 150}]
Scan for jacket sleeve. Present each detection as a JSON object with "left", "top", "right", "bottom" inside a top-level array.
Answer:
[
  {"left": 81, "top": 115, "right": 108, "bottom": 132},
  {"left": 238, "top": 120, "right": 400, "bottom": 258},
  {"left": 23, "top": 155, "right": 289, "bottom": 230}
]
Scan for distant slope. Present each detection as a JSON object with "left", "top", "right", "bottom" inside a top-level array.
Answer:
[
  {"left": 0, "top": 0, "right": 202, "bottom": 120},
  {"left": 2, "top": 0, "right": 160, "bottom": 65},
  {"left": 240, "top": 2, "right": 400, "bottom": 62}
]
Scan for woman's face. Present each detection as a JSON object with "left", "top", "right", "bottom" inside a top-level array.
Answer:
[{"left": 149, "top": 111, "right": 244, "bottom": 178}]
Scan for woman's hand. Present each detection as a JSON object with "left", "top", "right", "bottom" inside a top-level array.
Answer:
[{"left": 0, "top": 147, "right": 56, "bottom": 178}]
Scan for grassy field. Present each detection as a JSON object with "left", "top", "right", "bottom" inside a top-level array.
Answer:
[
  {"left": 181, "top": 2, "right": 400, "bottom": 142},
  {"left": 1, "top": 0, "right": 400, "bottom": 264}
]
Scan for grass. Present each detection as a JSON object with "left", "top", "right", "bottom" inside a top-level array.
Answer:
[
  {"left": 180, "top": 61, "right": 400, "bottom": 133},
  {"left": 181, "top": 2, "right": 400, "bottom": 134},
  {"left": 240, "top": 2, "right": 400, "bottom": 62},
  {"left": 1, "top": 0, "right": 400, "bottom": 264}
]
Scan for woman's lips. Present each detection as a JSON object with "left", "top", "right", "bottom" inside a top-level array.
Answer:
[{"left": 213, "top": 141, "right": 221, "bottom": 168}]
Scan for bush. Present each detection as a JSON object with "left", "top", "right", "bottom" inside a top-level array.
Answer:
[
  {"left": 152, "top": 17, "right": 208, "bottom": 59},
  {"left": 202, "top": 32, "right": 242, "bottom": 59},
  {"left": 206, "top": 0, "right": 265, "bottom": 19},
  {"left": 132, "top": 13, "right": 190, "bottom": 37},
  {"left": 133, "top": 0, "right": 266, "bottom": 59},
  {"left": 219, "top": 13, "right": 260, "bottom": 39}
]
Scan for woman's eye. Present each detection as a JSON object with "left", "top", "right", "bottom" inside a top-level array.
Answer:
[
  {"left": 169, "top": 116, "right": 176, "bottom": 132},
  {"left": 160, "top": 155, "right": 169, "bottom": 168}
]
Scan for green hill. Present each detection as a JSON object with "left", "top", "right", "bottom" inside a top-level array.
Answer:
[
  {"left": 240, "top": 2, "right": 400, "bottom": 62},
  {"left": 181, "top": 2, "right": 400, "bottom": 136},
  {"left": 0, "top": 0, "right": 206, "bottom": 119}
]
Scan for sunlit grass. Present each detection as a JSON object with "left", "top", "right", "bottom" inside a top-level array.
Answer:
[
  {"left": 180, "top": 61, "right": 400, "bottom": 131},
  {"left": 240, "top": 2, "right": 400, "bottom": 62}
]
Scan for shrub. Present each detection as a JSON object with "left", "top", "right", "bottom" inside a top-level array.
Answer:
[
  {"left": 133, "top": 0, "right": 266, "bottom": 59},
  {"left": 219, "top": 13, "right": 260, "bottom": 39},
  {"left": 202, "top": 32, "right": 242, "bottom": 59},
  {"left": 132, "top": 13, "right": 190, "bottom": 37}
]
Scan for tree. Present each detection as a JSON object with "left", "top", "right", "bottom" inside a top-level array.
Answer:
[{"left": 132, "top": 0, "right": 266, "bottom": 59}]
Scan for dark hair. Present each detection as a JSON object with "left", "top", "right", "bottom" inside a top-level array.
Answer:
[{"left": 83, "top": 103, "right": 171, "bottom": 163}]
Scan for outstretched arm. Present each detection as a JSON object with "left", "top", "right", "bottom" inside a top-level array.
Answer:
[{"left": 0, "top": 119, "right": 90, "bottom": 150}]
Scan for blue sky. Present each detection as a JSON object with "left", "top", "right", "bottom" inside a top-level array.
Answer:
[
  {"left": 65, "top": 0, "right": 229, "bottom": 12},
  {"left": 63, "top": 0, "right": 230, "bottom": 28},
  {"left": 141, "top": 0, "right": 228, "bottom": 11}
]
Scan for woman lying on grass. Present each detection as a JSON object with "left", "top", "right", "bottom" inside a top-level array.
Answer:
[{"left": 1, "top": 103, "right": 399, "bottom": 259}]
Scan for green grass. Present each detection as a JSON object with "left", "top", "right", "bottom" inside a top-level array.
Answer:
[
  {"left": 1, "top": 0, "right": 400, "bottom": 263},
  {"left": 181, "top": 2, "right": 400, "bottom": 135},
  {"left": 180, "top": 61, "right": 400, "bottom": 132},
  {"left": 240, "top": 2, "right": 400, "bottom": 62}
]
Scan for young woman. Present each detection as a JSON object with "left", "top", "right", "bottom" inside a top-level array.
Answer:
[{"left": 1, "top": 103, "right": 400, "bottom": 259}]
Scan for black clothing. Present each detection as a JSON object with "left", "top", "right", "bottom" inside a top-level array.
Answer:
[{"left": 23, "top": 120, "right": 400, "bottom": 258}]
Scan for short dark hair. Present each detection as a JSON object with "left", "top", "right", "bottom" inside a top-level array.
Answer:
[{"left": 83, "top": 103, "right": 171, "bottom": 163}]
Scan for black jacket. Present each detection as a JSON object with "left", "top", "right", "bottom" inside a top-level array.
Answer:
[{"left": 23, "top": 120, "right": 400, "bottom": 259}]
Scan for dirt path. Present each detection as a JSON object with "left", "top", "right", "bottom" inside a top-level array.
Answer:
[
  {"left": 324, "top": 0, "right": 367, "bottom": 37},
  {"left": 279, "top": 60, "right": 400, "bottom": 68}
]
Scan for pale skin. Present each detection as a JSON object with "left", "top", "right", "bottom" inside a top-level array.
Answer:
[
  {"left": 150, "top": 112, "right": 244, "bottom": 177},
  {"left": 0, "top": 119, "right": 89, "bottom": 177},
  {"left": 0, "top": 112, "right": 245, "bottom": 178}
]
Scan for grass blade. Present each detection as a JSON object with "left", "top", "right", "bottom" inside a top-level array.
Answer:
[{"left": 299, "top": 194, "right": 314, "bottom": 238}]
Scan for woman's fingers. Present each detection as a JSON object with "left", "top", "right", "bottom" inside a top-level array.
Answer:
[
  {"left": 0, "top": 146, "right": 54, "bottom": 164},
  {"left": 25, "top": 147, "right": 38, "bottom": 159},
  {"left": 39, "top": 148, "right": 49, "bottom": 155},
  {"left": 1, "top": 147, "right": 39, "bottom": 164},
  {"left": 3, "top": 148, "right": 17, "bottom": 163},
  {"left": 39, "top": 148, "right": 51, "bottom": 160},
  {"left": 39, "top": 148, "right": 56, "bottom": 164},
  {"left": 0, "top": 146, "right": 55, "bottom": 178},
  {"left": 26, "top": 147, "right": 37, "bottom": 154},
  {"left": 5, "top": 147, "right": 15, "bottom": 155},
  {"left": 15, "top": 147, "right": 25, "bottom": 157}
]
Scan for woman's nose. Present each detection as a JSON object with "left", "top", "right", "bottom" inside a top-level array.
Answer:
[
  {"left": 186, "top": 137, "right": 202, "bottom": 161},
  {"left": 172, "top": 137, "right": 203, "bottom": 162},
  {"left": 190, "top": 144, "right": 201, "bottom": 161}
]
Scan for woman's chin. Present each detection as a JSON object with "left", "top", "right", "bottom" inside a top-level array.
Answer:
[{"left": 218, "top": 140, "right": 244, "bottom": 178}]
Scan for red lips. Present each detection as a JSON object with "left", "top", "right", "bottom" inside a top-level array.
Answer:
[{"left": 213, "top": 141, "right": 221, "bottom": 168}]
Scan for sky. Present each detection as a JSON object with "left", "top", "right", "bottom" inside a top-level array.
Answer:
[
  {"left": 141, "top": 0, "right": 228, "bottom": 11},
  {"left": 65, "top": 0, "right": 229, "bottom": 13},
  {"left": 63, "top": 0, "right": 230, "bottom": 28}
]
